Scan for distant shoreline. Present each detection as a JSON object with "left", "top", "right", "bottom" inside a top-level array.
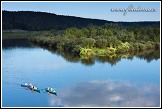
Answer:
[{"left": 2, "top": 10, "right": 160, "bottom": 31}]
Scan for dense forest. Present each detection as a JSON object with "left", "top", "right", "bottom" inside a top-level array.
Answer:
[
  {"left": 2, "top": 10, "right": 160, "bottom": 31},
  {"left": 2, "top": 10, "right": 111, "bottom": 30},
  {"left": 29, "top": 23, "right": 160, "bottom": 58}
]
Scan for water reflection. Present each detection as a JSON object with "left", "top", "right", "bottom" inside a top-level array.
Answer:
[
  {"left": 2, "top": 38, "right": 32, "bottom": 48},
  {"left": 2, "top": 39, "right": 160, "bottom": 66},
  {"left": 49, "top": 80, "right": 160, "bottom": 107},
  {"left": 21, "top": 87, "right": 40, "bottom": 94},
  {"left": 31, "top": 43, "right": 160, "bottom": 66}
]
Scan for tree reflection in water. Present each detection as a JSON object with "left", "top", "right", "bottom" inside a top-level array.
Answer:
[
  {"left": 3, "top": 39, "right": 159, "bottom": 66},
  {"left": 31, "top": 43, "right": 160, "bottom": 66}
]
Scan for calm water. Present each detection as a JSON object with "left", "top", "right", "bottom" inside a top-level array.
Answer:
[{"left": 2, "top": 39, "right": 160, "bottom": 107}]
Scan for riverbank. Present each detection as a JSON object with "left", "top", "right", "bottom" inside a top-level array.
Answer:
[
  {"left": 3, "top": 22, "right": 160, "bottom": 59},
  {"left": 28, "top": 23, "right": 160, "bottom": 59},
  {"left": 29, "top": 34, "right": 159, "bottom": 59},
  {"left": 79, "top": 42, "right": 159, "bottom": 59},
  {"left": 2, "top": 30, "right": 160, "bottom": 65}
]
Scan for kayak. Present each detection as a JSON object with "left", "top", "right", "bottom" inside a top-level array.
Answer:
[
  {"left": 45, "top": 88, "right": 57, "bottom": 95},
  {"left": 21, "top": 83, "right": 40, "bottom": 93}
]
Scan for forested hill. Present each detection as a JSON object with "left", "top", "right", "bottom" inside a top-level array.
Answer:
[{"left": 2, "top": 10, "right": 160, "bottom": 31}]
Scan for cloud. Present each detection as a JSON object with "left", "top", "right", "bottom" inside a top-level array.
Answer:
[{"left": 49, "top": 80, "right": 160, "bottom": 107}]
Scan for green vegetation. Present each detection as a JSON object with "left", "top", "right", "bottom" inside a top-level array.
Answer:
[
  {"left": 2, "top": 30, "right": 40, "bottom": 39},
  {"left": 2, "top": 11, "right": 159, "bottom": 65},
  {"left": 29, "top": 23, "right": 160, "bottom": 58}
]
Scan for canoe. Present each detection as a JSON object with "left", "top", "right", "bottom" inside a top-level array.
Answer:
[
  {"left": 45, "top": 88, "right": 57, "bottom": 95},
  {"left": 21, "top": 84, "right": 40, "bottom": 93},
  {"left": 29, "top": 87, "right": 40, "bottom": 93},
  {"left": 21, "top": 84, "right": 31, "bottom": 88}
]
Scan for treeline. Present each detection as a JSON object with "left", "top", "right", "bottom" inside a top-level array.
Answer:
[
  {"left": 3, "top": 10, "right": 110, "bottom": 30},
  {"left": 29, "top": 23, "right": 160, "bottom": 57},
  {"left": 2, "top": 10, "right": 160, "bottom": 31}
]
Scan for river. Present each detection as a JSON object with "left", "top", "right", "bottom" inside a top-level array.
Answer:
[{"left": 2, "top": 39, "right": 160, "bottom": 107}]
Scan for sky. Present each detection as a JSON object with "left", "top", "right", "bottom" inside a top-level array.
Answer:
[{"left": 2, "top": 1, "right": 160, "bottom": 22}]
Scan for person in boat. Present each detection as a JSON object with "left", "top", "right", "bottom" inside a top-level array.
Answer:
[
  {"left": 33, "top": 86, "right": 37, "bottom": 90},
  {"left": 47, "top": 87, "right": 50, "bottom": 90},
  {"left": 25, "top": 82, "right": 28, "bottom": 85},
  {"left": 50, "top": 88, "right": 53, "bottom": 91},
  {"left": 29, "top": 83, "right": 33, "bottom": 87}
]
